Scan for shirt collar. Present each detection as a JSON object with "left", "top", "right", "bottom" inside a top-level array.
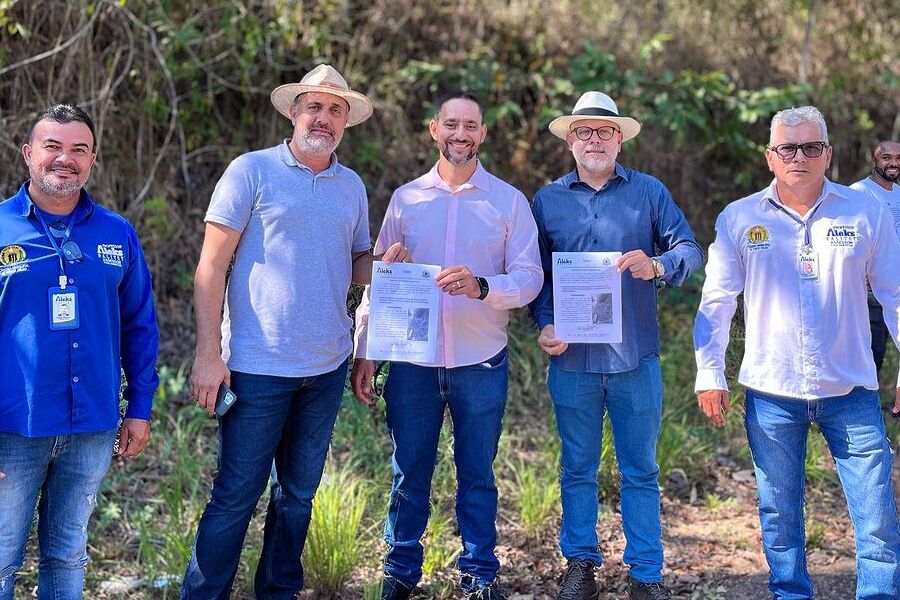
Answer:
[
  {"left": 760, "top": 177, "right": 846, "bottom": 214},
  {"left": 421, "top": 160, "right": 490, "bottom": 193},
  {"left": 564, "top": 162, "right": 629, "bottom": 189},
  {"left": 278, "top": 140, "right": 340, "bottom": 177},
  {"left": 16, "top": 182, "right": 95, "bottom": 222}
]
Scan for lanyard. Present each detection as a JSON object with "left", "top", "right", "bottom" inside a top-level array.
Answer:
[
  {"left": 34, "top": 209, "right": 76, "bottom": 290},
  {"left": 767, "top": 198, "right": 824, "bottom": 248}
]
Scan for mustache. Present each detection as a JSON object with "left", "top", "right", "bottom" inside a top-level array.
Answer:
[
  {"left": 308, "top": 123, "right": 336, "bottom": 136},
  {"left": 47, "top": 162, "right": 80, "bottom": 174}
]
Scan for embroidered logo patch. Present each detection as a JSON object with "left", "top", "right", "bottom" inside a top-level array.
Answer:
[
  {"left": 746, "top": 225, "right": 771, "bottom": 250},
  {"left": 0, "top": 244, "right": 26, "bottom": 265},
  {"left": 825, "top": 225, "right": 858, "bottom": 247},
  {"left": 0, "top": 244, "right": 28, "bottom": 276},
  {"left": 97, "top": 243, "right": 124, "bottom": 267}
]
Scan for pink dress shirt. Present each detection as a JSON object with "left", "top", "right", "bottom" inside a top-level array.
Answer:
[{"left": 354, "top": 161, "right": 543, "bottom": 367}]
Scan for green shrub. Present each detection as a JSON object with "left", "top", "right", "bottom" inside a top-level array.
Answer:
[{"left": 304, "top": 463, "right": 369, "bottom": 594}]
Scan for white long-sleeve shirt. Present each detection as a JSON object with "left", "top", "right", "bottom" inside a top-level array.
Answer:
[{"left": 694, "top": 178, "right": 900, "bottom": 399}]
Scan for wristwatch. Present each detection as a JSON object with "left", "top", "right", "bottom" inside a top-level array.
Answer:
[
  {"left": 476, "top": 276, "right": 490, "bottom": 300},
  {"left": 651, "top": 258, "right": 665, "bottom": 279}
]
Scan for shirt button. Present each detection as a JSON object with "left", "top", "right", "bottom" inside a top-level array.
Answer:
[
  {"left": 69, "top": 277, "right": 74, "bottom": 284},
  {"left": 72, "top": 342, "right": 79, "bottom": 348},
  {"left": 72, "top": 376, "right": 79, "bottom": 383},
  {"left": 594, "top": 214, "right": 598, "bottom": 218}
]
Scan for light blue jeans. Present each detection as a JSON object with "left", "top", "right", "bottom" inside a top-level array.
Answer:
[
  {"left": 745, "top": 387, "right": 900, "bottom": 600},
  {"left": 548, "top": 354, "right": 664, "bottom": 583},
  {"left": 0, "top": 429, "right": 118, "bottom": 600}
]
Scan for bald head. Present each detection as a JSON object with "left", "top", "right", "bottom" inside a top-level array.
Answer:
[{"left": 871, "top": 140, "right": 900, "bottom": 187}]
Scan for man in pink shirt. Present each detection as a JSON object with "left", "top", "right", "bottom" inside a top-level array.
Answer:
[{"left": 352, "top": 91, "right": 543, "bottom": 600}]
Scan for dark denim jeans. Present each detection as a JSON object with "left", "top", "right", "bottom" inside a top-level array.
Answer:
[
  {"left": 547, "top": 354, "right": 665, "bottom": 584},
  {"left": 381, "top": 348, "right": 508, "bottom": 592},
  {"left": 0, "top": 429, "right": 117, "bottom": 600},
  {"left": 745, "top": 387, "right": 900, "bottom": 600},
  {"left": 180, "top": 361, "right": 348, "bottom": 600}
]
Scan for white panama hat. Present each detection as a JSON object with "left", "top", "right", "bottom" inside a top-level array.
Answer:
[
  {"left": 270, "top": 64, "right": 373, "bottom": 127},
  {"left": 548, "top": 91, "right": 641, "bottom": 142}
]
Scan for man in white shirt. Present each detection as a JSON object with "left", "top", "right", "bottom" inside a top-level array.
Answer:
[
  {"left": 850, "top": 139, "right": 900, "bottom": 374},
  {"left": 694, "top": 107, "right": 900, "bottom": 599}
]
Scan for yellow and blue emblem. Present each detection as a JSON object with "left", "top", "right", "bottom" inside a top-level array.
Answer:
[{"left": 0, "top": 244, "right": 26, "bottom": 265}]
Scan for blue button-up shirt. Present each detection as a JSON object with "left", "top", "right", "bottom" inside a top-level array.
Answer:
[
  {"left": 529, "top": 164, "right": 703, "bottom": 373},
  {"left": 0, "top": 183, "right": 159, "bottom": 437}
]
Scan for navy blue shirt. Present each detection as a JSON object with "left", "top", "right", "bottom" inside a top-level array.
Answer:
[
  {"left": 0, "top": 183, "right": 159, "bottom": 436},
  {"left": 529, "top": 164, "right": 703, "bottom": 373}
]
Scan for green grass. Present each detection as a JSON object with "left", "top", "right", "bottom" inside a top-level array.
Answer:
[
  {"left": 510, "top": 457, "right": 560, "bottom": 541},
  {"left": 304, "top": 462, "right": 370, "bottom": 595},
  {"left": 57, "top": 290, "right": 868, "bottom": 597}
]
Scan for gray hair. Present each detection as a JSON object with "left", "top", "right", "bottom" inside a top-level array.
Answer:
[{"left": 770, "top": 106, "right": 829, "bottom": 145}]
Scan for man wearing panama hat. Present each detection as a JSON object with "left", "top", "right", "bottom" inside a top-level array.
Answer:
[
  {"left": 182, "top": 64, "right": 405, "bottom": 599},
  {"left": 529, "top": 92, "right": 702, "bottom": 600}
]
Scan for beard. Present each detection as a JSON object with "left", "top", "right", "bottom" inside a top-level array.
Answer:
[
  {"left": 295, "top": 125, "right": 340, "bottom": 156},
  {"left": 29, "top": 162, "right": 85, "bottom": 196},
  {"left": 575, "top": 145, "right": 615, "bottom": 174},
  {"left": 875, "top": 164, "right": 899, "bottom": 183},
  {"left": 440, "top": 139, "right": 478, "bottom": 165}
]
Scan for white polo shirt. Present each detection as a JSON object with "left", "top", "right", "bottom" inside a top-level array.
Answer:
[{"left": 694, "top": 178, "right": 900, "bottom": 399}]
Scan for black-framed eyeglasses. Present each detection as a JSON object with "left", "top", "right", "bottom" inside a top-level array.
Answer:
[
  {"left": 768, "top": 141, "right": 828, "bottom": 160},
  {"left": 571, "top": 125, "right": 620, "bottom": 141}
]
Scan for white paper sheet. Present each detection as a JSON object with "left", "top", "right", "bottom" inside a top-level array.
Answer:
[
  {"left": 365, "top": 261, "right": 441, "bottom": 362},
  {"left": 552, "top": 251, "right": 623, "bottom": 344}
]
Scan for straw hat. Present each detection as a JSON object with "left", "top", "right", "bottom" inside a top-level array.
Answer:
[
  {"left": 548, "top": 91, "right": 641, "bottom": 142},
  {"left": 270, "top": 64, "right": 373, "bottom": 127}
]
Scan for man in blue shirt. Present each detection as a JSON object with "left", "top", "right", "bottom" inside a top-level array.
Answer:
[
  {"left": 0, "top": 104, "right": 159, "bottom": 599},
  {"left": 181, "top": 65, "right": 408, "bottom": 600},
  {"left": 529, "top": 92, "right": 702, "bottom": 600}
]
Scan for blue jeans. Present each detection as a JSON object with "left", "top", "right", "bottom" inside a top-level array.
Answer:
[
  {"left": 745, "top": 387, "right": 900, "bottom": 600},
  {"left": 181, "top": 361, "right": 348, "bottom": 600},
  {"left": 0, "top": 429, "right": 118, "bottom": 600},
  {"left": 548, "top": 354, "right": 664, "bottom": 583},
  {"left": 382, "top": 348, "right": 508, "bottom": 592}
]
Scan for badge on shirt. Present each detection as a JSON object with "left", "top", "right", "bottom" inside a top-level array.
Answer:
[
  {"left": 825, "top": 225, "right": 858, "bottom": 247},
  {"left": 799, "top": 246, "right": 819, "bottom": 281},
  {"left": 48, "top": 286, "right": 80, "bottom": 330}
]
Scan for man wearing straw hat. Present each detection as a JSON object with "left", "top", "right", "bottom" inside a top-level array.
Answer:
[
  {"left": 529, "top": 92, "right": 702, "bottom": 600},
  {"left": 182, "top": 64, "right": 405, "bottom": 600}
]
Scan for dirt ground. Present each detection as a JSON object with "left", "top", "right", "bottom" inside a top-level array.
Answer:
[{"left": 369, "top": 456, "right": 897, "bottom": 600}]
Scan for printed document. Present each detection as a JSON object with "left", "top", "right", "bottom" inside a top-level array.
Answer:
[
  {"left": 552, "top": 251, "right": 623, "bottom": 343},
  {"left": 366, "top": 261, "right": 441, "bottom": 362}
]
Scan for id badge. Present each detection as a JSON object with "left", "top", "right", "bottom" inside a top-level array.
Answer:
[
  {"left": 48, "top": 286, "right": 80, "bottom": 330},
  {"left": 799, "top": 249, "right": 819, "bottom": 281}
]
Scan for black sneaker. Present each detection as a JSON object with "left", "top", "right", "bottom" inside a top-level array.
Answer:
[
  {"left": 629, "top": 579, "right": 672, "bottom": 600},
  {"left": 464, "top": 578, "right": 508, "bottom": 600},
  {"left": 381, "top": 575, "right": 414, "bottom": 600},
  {"left": 557, "top": 560, "right": 599, "bottom": 600}
]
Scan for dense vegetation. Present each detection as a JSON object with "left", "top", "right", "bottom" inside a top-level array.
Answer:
[{"left": 1, "top": 1, "right": 897, "bottom": 597}]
